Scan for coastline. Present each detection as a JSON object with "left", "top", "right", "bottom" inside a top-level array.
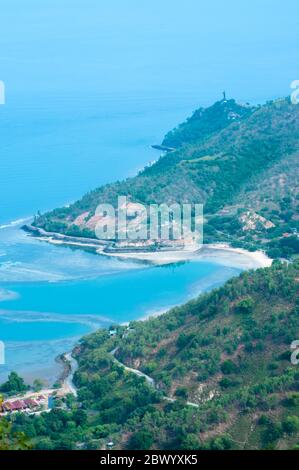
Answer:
[
  {"left": 101, "top": 243, "right": 272, "bottom": 269},
  {"left": 0, "top": 352, "right": 79, "bottom": 414},
  {"left": 56, "top": 351, "right": 78, "bottom": 397},
  {"left": 23, "top": 224, "right": 272, "bottom": 270},
  {"left": 12, "top": 224, "right": 272, "bottom": 386}
]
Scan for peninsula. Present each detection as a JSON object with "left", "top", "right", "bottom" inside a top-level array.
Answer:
[{"left": 28, "top": 97, "right": 299, "bottom": 262}]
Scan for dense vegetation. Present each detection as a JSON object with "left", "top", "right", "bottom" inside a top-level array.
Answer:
[
  {"left": 0, "top": 418, "right": 31, "bottom": 450},
  {"left": 5, "top": 261, "right": 299, "bottom": 450},
  {"left": 162, "top": 98, "right": 253, "bottom": 148},
  {"left": 0, "top": 372, "right": 29, "bottom": 396},
  {"left": 33, "top": 97, "right": 299, "bottom": 259}
]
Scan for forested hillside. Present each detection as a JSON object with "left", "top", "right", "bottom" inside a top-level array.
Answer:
[
  {"left": 162, "top": 98, "right": 253, "bottom": 147},
  {"left": 6, "top": 262, "right": 299, "bottom": 450},
  {"left": 33, "top": 97, "right": 299, "bottom": 259}
]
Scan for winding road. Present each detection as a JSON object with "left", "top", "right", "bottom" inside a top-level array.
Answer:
[
  {"left": 109, "top": 347, "right": 199, "bottom": 408},
  {"left": 62, "top": 346, "right": 200, "bottom": 408},
  {"left": 63, "top": 352, "right": 78, "bottom": 397}
]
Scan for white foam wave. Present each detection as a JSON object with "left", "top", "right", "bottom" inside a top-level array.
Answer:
[{"left": 0, "top": 216, "right": 32, "bottom": 230}]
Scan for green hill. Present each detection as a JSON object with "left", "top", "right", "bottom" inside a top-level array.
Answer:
[
  {"left": 162, "top": 98, "right": 254, "bottom": 148},
  {"left": 33, "top": 97, "right": 299, "bottom": 258},
  {"left": 10, "top": 262, "right": 299, "bottom": 450},
  {"left": 72, "top": 261, "right": 299, "bottom": 450}
]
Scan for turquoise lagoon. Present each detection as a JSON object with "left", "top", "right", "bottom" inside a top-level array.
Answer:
[{"left": 0, "top": 224, "right": 241, "bottom": 384}]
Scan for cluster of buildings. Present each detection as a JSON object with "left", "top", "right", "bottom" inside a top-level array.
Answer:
[{"left": 0, "top": 395, "right": 47, "bottom": 415}]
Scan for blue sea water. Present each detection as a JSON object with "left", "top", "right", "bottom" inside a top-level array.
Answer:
[
  {"left": 0, "top": 320, "right": 91, "bottom": 343},
  {"left": 0, "top": 221, "right": 242, "bottom": 384},
  {"left": 0, "top": 0, "right": 297, "bottom": 383},
  {"left": 1, "top": 259, "right": 238, "bottom": 322}
]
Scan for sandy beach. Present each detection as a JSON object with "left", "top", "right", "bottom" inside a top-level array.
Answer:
[
  {"left": 100, "top": 243, "right": 272, "bottom": 270},
  {"left": 24, "top": 225, "right": 272, "bottom": 271}
]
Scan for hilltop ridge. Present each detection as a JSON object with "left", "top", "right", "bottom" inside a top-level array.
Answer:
[{"left": 162, "top": 97, "right": 254, "bottom": 148}]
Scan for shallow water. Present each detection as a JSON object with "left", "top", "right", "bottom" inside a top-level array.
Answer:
[{"left": 0, "top": 223, "right": 241, "bottom": 384}]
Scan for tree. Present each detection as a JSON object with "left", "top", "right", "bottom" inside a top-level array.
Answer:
[
  {"left": 236, "top": 296, "right": 254, "bottom": 314},
  {"left": 35, "top": 437, "right": 54, "bottom": 450},
  {"left": 72, "top": 409, "right": 87, "bottom": 427},
  {"left": 0, "top": 372, "right": 28, "bottom": 394},
  {"left": 127, "top": 430, "right": 154, "bottom": 450},
  {"left": 282, "top": 416, "right": 299, "bottom": 435},
  {"left": 262, "top": 422, "right": 283, "bottom": 445},
  {"left": 221, "top": 360, "right": 238, "bottom": 375},
  {"left": 33, "top": 379, "right": 44, "bottom": 392},
  {"left": 209, "top": 435, "right": 233, "bottom": 450},
  {"left": 54, "top": 438, "right": 75, "bottom": 450},
  {"left": 0, "top": 418, "right": 31, "bottom": 450},
  {"left": 180, "top": 433, "right": 201, "bottom": 450},
  {"left": 175, "top": 387, "right": 188, "bottom": 400},
  {"left": 284, "top": 393, "right": 299, "bottom": 407}
]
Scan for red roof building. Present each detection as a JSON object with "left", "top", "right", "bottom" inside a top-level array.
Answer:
[
  {"left": 23, "top": 398, "right": 38, "bottom": 408},
  {"left": 10, "top": 400, "right": 26, "bottom": 411}
]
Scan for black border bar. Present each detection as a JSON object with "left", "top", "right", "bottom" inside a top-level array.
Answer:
[{"left": 0, "top": 450, "right": 298, "bottom": 466}]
